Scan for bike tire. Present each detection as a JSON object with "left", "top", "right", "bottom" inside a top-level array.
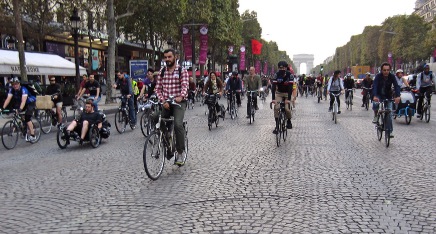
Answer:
[
  {"left": 143, "top": 131, "right": 165, "bottom": 180},
  {"left": 114, "top": 110, "right": 126, "bottom": 134},
  {"left": 1, "top": 120, "right": 19, "bottom": 150},
  {"left": 40, "top": 110, "right": 53, "bottom": 134},
  {"left": 349, "top": 97, "right": 352, "bottom": 111},
  {"left": 61, "top": 107, "right": 68, "bottom": 124},
  {"left": 282, "top": 118, "right": 287, "bottom": 142},
  {"left": 425, "top": 105, "right": 430, "bottom": 123},
  {"left": 405, "top": 108, "right": 412, "bottom": 125},
  {"left": 56, "top": 127, "right": 68, "bottom": 149},
  {"left": 89, "top": 125, "right": 101, "bottom": 148},
  {"left": 276, "top": 118, "right": 281, "bottom": 147},
  {"left": 365, "top": 97, "right": 369, "bottom": 111},
  {"left": 384, "top": 114, "right": 391, "bottom": 147},
  {"left": 208, "top": 108, "right": 213, "bottom": 130},
  {"left": 140, "top": 111, "right": 151, "bottom": 137},
  {"left": 215, "top": 111, "right": 220, "bottom": 127}
]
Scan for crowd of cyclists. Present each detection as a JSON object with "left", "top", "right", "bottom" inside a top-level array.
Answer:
[{"left": 1, "top": 54, "right": 434, "bottom": 155}]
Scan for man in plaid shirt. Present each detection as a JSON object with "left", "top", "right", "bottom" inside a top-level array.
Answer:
[{"left": 155, "top": 49, "right": 189, "bottom": 165}]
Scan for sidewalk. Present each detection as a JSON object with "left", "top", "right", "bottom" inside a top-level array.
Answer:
[{"left": 0, "top": 94, "right": 120, "bottom": 128}]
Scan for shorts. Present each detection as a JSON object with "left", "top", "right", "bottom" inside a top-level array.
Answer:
[{"left": 54, "top": 101, "right": 63, "bottom": 108}]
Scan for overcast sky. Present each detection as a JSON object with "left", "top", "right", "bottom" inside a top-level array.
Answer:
[{"left": 238, "top": 0, "right": 417, "bottom": 69}]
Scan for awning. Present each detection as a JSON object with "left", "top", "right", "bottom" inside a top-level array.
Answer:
[{"left": 0, "top": 49, "right": 87, "bottom": 76}]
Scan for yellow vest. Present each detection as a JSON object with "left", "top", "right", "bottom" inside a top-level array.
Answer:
[{"left": 132, "top": 80, "right": 139, "bottom": 95}]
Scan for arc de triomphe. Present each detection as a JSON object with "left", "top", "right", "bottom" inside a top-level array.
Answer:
[{"left": 293, "top": 54, "right": 314, "bottom": 75}]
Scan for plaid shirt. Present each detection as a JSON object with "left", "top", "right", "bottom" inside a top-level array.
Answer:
[{"left": 155, "top": 65, "right": 189, "bottom": 102}]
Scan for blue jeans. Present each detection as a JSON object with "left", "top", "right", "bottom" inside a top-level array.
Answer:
[
  {"left": 127, "top": 96, "right": 136, "bottom": 124},
  {"left": 90, "top": 96, "right": 101, "bottom": 111}
]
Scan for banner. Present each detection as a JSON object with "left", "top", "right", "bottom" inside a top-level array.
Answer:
[
  {"left": 182, "top": 26, "right": 192, "bottom": 60},
  {"left": 388, "top": 52, "right": 393, "bottom": 66},
  {"left": 255, "top": 60, "right": 261, "bottom": 74},
  {"left": 228, "top": 45, "right": 234, "bottom": 55},
  {"left": 129, "top": 60, "right": 148, "bottom": 80},
  {"left": 199, "top": 25, "right": 208, "bottom": 65},
  {"left": 251, "top": 39, "right": 263, "bottom": 55},
  {"left": 239, "top": 46, "right": 246, "bottom": 71},
  {"left": 263, "top": 61, "right": 267, "bottom": 75}
]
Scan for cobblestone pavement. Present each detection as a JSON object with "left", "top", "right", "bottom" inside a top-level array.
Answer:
[{"left": 0, "top": 93, "right": 435, "bottom": 233}]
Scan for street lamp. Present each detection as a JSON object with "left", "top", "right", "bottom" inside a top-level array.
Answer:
[
  {"left": 207, "top": 51, "right": 211, "bottom": 74},
  {"left": 380, "top": 30, "right": 397, "bottom": 71},
  {"left": 70, "top": 8, "right": 81, "bottom": 92}
]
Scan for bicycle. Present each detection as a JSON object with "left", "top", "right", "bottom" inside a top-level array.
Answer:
[
  {"left": 39, "top": 97, "right": 68, "bottom": 134},
  {"left": 247, "top": 90, "right": 257, "bottom": 124},
  {"left": 323, "top": 85, "right": 328, "bottom": 101},
  {"left": 195, "top": 88, "right": 203, "bottom": 105},
  {"left": 270, "top": 97, "right": 288, "bottom": 147},
  {"left": 317, "top": 86, "right": 323, "bottom": 103},
  {"left": 143, "top": 97, "right": 188, "bottom": 180},
  {"left": 1, "top": 109, "right": 41, "bottom": 149},
  {"left": 330, "top": 92, "right": 341, "bottom": 124},
  {"left": 114, "top": 95, "right": 134, "bottom": 133},
  {"left": 259, "top": 88, "right": 267, "bottom": 103},
  {"left": 375, "top": 99, "right": 394, "bottom": 147},
  {"left": 418, "top": 91, "right": 432, "bottom": 123},
  {"left": 227, "top": 91, "right": 239, "bottom": 120},
  {"left": 345, "top": 89, "right": 353, "bottom": 111},
  {"left": 140, "top": 95, "right": 159, "bottom": 137},
  {"left": 305, "top": 85, "right": 309, "bottom": 98},
  {"left": 205, "top": 93, "right": 222, "bottom": 130},
  {"left": 187, "top": 90, "right": 195, "bottom": 109},
  {"left": 362, "top": 87, "right": 372, "bottom": 111}
]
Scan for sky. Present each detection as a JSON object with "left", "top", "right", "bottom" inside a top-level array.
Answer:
[{"left": 238, "top": 0, "right": 417, "bottom": 70}]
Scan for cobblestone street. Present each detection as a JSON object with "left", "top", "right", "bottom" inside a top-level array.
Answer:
[{"left": 1, "top": 94, "right": 435, "bottom": 233}]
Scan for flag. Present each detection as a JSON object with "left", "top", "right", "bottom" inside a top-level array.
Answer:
[
  {"left": 199, "top": 25, "right": 208, "bottom": 65},
  {"left": 251, "top": 39, "right": 262, "bottom": 55}
]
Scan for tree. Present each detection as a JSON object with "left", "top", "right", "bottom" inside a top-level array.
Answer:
[{"left": 13, "top": 0, "right": 27, "bottom": 82}]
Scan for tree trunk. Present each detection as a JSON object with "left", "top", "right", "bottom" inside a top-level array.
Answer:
[
  {"left": 106, "top": 0, "right": 116, "bottom": 103},
  {"left": 13, "top": 0, "right": 27, "bottom": 82}
]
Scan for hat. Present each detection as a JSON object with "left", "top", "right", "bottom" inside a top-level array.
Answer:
[
  {"left": 11, "top": 77, "right": 20, "bottom": 83},
  {"left": 396, "top": 69, "right": 404, "bottom": 73}
]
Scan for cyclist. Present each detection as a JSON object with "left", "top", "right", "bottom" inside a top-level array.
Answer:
[
  {"left": 75, "top": 74, "right": 89, "bottom": 97},
  {"left": 139, "top": 69, "right": 157, "bottom": 99},
  {"left": 243, "top": 66, "right": 262, "bottom": 118},
  {"left": 372, "top": 62, "right": 401, "bottom": 126},
  {"left": 45, "top": 76, "right": 64, "bottom": 127},
  {"left": 188, "top": 77, "right": 196, "bottom": 106},
  {"left": 155, "top": 48, "right": 189, "bottom": 165},
  {"left": 361, "top": 72, "right": 373, "bottom": 107},
  {"left": 395, "top": 69, "right": 410, "bottom": 89},
  {"left": 64, "top": 99, "right": 102, "bottom": 145},
  {"left": 271, "top": 61, "right": 293, "bottom": 134},
  {"left": 226, "top": 71, "right": 242, "bottom": 108},
  {"left": 203, "top": 71, "right": 225, "bottom": 118},
  {"left": 327, "top": 70, "right": 344, "bottom": 114},
  {"left": 77, "top": 74, "right": 101, "bottom": 111},
  {"left": 1, "top": 77, "right": 37, "bottom": 141},
  {"left": 316, "top": 74, "right": 324, "bottom": 98},
  {"left": 343, "top": 73, "right": 355, "bottom": 105},
  {"left": 112, "top": 71, "right": 137, "bottom": 128},
  {"left": 416, "top": 64, "right": 435, "bottom": 119}
]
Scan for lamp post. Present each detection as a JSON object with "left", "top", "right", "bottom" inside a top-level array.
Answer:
[
  {"left": 207, "top": 51, "right": 211, "bottom": 74},
  {"left": 380, "top": 30, "right": 397, "bottom": 71},
  {"left": 70, "top": 8, "right": 81, "bottom": 92}
]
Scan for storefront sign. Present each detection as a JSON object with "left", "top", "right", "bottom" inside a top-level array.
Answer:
[{"left": 10, "top": 66, "right": 40, "bottom": 73}]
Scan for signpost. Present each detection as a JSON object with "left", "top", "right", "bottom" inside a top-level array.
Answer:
[{"left": 129, "top": 60, "right": 148, "bottom": 80}]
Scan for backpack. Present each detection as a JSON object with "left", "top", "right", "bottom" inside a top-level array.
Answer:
[
  {"left": 21, "top": 82, "right": 40, "bottom": 96},
  {"left": 160, "top": 67, "right": 183, "bottom": 81},
  {"left": 420, "top": 72, "right": 433, "bottom": 81}
]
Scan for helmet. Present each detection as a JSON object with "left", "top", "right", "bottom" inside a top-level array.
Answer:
[
  {"left": 396, "top": 69, "right": 403, "bottom": 74},
  {"left": 11, "top": 77, "right": 20, "bottom": 83},
  {"left": 346, "top": 73, "right": 352, "bottom": 77},
  {"left": 231, "top": 71, "right": 238, "bottom": 76},
  {"left": 278, "top": 61, "right": 288, "bottom": 68},
  {"left": 366, "top": 72, "right": 371, "bottom": 75}
]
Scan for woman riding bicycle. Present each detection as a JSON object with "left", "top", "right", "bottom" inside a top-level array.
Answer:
[
  {"left": 203, "top": 72, "right": 225, "bottom": 118},
  {"left": 327, "top": 70, "right": 344, "bottom": 114}
]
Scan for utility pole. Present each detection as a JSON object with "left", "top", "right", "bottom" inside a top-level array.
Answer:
[{"left": 13, "top": 0, "right": 27, "bottom": 82}]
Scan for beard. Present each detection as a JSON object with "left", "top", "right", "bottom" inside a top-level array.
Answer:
[{"left": 165, "top": 58, "right": 175, "bottom": 67}]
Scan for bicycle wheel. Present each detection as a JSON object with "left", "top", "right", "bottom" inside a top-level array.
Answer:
[
  {"left": 424, "top": 105, "right": 430, "bottom": 123},
  {"left": 114, "top": 110, "right": 126, "bottom": 133},
  {"left": 73, "top": 99, "right": 85, "bottom": 119},
  {"left": 88, "top": 125, "right": 101, "bottom": 148},
  {"left": 39, "top": 110, "right": 53, "bottom": 134},
  {"left": 215, "top": 111, "right": 220, "bottom": 127},
  {"left": 179, "top": 122, "right": 188, "bottom": 167},
  {"left": 282, "top": 117, "right": 287, "bottom": 142},
  {"left": 56, "top": 127, "right": 68, "bottom": 149},
  {"left": 365, "top": 96, "right": 369, "bottom": 110},
  {"left": 333, "top": 103, "right": 338, "bottom": 124},
  {"left": 29, "top": 118, "right": 41, "bottom": 144},
  {"left": 276, "top": 117, "right": 281, "bottom": 147},
  {"left": 208, "top": 108, "right": 213, "bottom": 130},
  {"left": 1, "top": 120, "right": 19, "bottom": 149},
  {"left": 405, "top": 108, "right": 412, "bottom": 125},
  {"left": 140, "top": 111, "right": 151, "bottom": 137},
  {"left": 143, "top": 131, "right": 165, "bottom": 180},
  {"left": 349, "top": 96, "right": 353, "bottom": 111}
]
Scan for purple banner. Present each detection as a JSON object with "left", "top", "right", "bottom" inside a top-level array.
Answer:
[
  {"left": 182, "top": 26, "right": 192, "bottom": 61},
  {"left": 199, "top": 25, "right": 208, "bottom": 65},
  {"left": 255, "top": 60, "right": 261, "bottom": 74},
  {"left": 263, "top": 61, "right": 268, "bottom": 75},
  {"left": 46, "top": 42, "right": 65, "bottom": 57},
  {"left": 239, "top": 46, "right": 246, "bottom": 71}
]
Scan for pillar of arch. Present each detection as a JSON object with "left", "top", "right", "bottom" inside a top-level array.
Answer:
[{"left": 293, "top": 54, "right": 314, "bottom": 75}]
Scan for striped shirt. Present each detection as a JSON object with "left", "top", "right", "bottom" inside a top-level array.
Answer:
[{"left": 155, "top": 65, "right": 189, "bottom": 102}]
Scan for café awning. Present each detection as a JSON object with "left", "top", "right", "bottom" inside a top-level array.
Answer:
[{"left": 0, "top": 49, "right": 87, "bottom": 76}]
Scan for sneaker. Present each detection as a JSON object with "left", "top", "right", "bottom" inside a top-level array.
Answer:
[
  {"left": 416, "top": 114, "right": 421, "bottom": 118},
  {"left": 361, "top": 104, "right": 364, "bottom": 107},
  {"left": 166, "top": 151, "right": 174, "bottom": 160},
  {"left": 328, "top": 107, "right": 332, "bottom": 112},
  {"left": 175, "top": 152, "right": 185, "bottom": 166},
  {"left": 28, "top": 135, "right": 37, "bottom": 142},
  {"left": 272, "top": 129, "right": 278, "bottom": 134},
  {"left": 337, "top": 111, "right": 341, "bottom": 114},
  {"left": 246, "top": 115, "right": 250, "bottom": 118},
  {"left": 255, "top": 106, "right": 259, "bottom": 110},
  {"left": 389, "top": 134, "right": 394, "bottom": 138},
  {"left": 79, "top": 138, "right": 84, "bottom": 145},
  {"left": 372, "top": 116, "right": 378, "bottom": 124},
  {"left": 286, "top": 119, "right": 292, "bottom": 129}
]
